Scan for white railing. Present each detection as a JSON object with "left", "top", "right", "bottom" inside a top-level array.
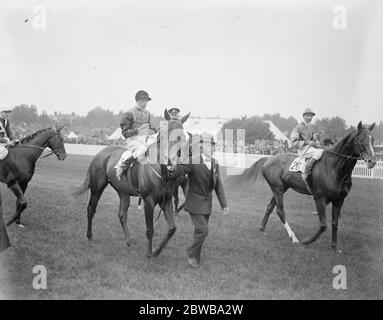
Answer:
[
  {"left": 214, "top": 152, "right": 383, "bottom": 180},
  {"left": 63, "top": 144, "right": 383, "bottom": 180}
]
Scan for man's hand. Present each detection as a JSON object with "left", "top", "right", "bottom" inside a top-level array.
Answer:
[
  {"left": 137, "top": 123, "right": 150, "bottom": 133},
  {"left": 305, "top": 140, "right": 314, "bottom": 146},
  {"left": 222, "top": 207, "right": 230, "bottom": 215}
]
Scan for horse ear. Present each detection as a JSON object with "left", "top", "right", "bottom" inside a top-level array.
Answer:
[
  {"left": 164, "top": 109, "right": 171, "bottom": 121},
  {"left": 357, "top": 121, "right": 363, "bottom": 131},
  {"left": 181, "top": 112, "right": 191, "bottom": 124},
  {"left": 368, "top": 122, "right": 375, "bottom": 131}
]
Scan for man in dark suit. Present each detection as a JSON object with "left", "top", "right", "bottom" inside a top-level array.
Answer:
[
  {"left": 0, "top": 191, "right": 10, "bottom": 253},
  {"left": 180, "top": 133, "right": 229, "bottom": 268}
]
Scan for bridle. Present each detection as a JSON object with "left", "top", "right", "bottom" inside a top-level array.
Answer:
[
  {"left": 325, "top": 149, "right": 361, "bottom": 161},
  {"left": 10, "top": 130, "right": 62, "bottom": 160},
  {"left": 325, "top": 130, "right": 372, "bottom": 191},
  {"left": 324, "top": 130, "right": 373, "bottom": 162}
]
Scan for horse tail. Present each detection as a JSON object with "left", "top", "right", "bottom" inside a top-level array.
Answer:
[
  {"left": 227, "top": 157, "right": 269, "bottom": 187},
  {"left": 72, "top": 165, "right": 91, "bottom": 197},
  {"left": 72, "top": 147, "right": 115, "bottom": 198}
]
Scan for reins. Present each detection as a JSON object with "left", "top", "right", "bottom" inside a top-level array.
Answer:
[
  {"left": 325, "top": 149, "right": 362, "bottom": 161},
  {"left": 8, "top": 130, "right": 60, "bottom": 160}
]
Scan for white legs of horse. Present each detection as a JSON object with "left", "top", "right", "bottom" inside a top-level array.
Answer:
[{"left": 283, "top": 222, "right": 299, "bottom": 243}]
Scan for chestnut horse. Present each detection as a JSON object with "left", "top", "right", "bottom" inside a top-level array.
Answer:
[{"left": 230, "top": 122, "right": 376, "bottom": 252}]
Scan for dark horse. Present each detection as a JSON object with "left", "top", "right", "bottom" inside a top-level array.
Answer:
[
  {"left": 1, "top": 126, "right": 67, "bottom": 227},
  {"left": 73, "top": 110, "right": 190, "bottom": 257},
  {"left": 230, "top": 122, "right": 376, "bottom": 251}
]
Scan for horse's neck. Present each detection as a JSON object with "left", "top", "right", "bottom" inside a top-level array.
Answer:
[
  {"left": 327, "top": 133, "right": 358, "bottom": 178},
  {"left": 20, "top": 130, "right": 53, "bottom": 160}
]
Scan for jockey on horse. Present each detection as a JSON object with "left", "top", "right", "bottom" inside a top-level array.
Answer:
[
  {"left": 115, "top": 90, "right": 158, "bottom": 181},
  {"left": 290, "top": 107, "right": 323, "bottom": 185},
  {"left": 0, "top": 107, "right": 18, "bottom": 160}
]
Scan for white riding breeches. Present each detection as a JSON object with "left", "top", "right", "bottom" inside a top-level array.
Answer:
[
  {"left": 115, "top": 134, "right": 158, "bottom": 168},
  {"left": 298, "top": 145, "right": 324, "bottom": 160},
  {"left": 0, "top": 144, "right": 8, "bottom": 160}
]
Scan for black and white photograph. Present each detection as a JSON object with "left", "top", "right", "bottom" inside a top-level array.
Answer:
[{"left": 0, "top": 0, "right": 382, "bottom": 303}]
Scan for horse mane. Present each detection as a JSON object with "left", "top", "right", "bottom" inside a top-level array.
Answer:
[
  {"left": 328, "top": 129, "right": 357, "bottom": 154},
  {"left": 19, "top": 127, "right": 54, "bottom": 143}
]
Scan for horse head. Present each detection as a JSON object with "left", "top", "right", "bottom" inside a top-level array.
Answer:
[
  {"left": 47, "top": 125, "right": 67, "bottom": 160},
  {"left": 355, "top": 121, "right": 376, "bottom": 169},
  {"left": 160, "top": 109, "right": 190, "bottom": 171}
]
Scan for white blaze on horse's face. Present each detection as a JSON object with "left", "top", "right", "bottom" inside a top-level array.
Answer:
[
  {"left": 365, "top": 134, "right": 376, "bottom": 169},
  {"left": 358, "top": 130, "right": 376, "bottom": 169}
]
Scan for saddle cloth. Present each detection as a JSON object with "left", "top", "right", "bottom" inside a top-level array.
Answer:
[{"left": 289, "top": 157, "right": 308, "bottom": 173}]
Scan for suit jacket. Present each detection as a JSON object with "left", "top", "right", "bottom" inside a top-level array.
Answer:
[{"left": 181, "top": 156, "right": 227, "bottom": 215}]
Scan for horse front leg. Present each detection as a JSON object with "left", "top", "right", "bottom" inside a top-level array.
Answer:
[
  {"left": 7, "top": 183, "right": 27, "bottom": 227},
  {"left": 144, "top": 197, "right": 155, "bottom": 258},
  {"left": 331, "top": 197, "right": 345, "bottom": 253},
  {"left": 153, "top": 200, "right": 176, "bottom": 257},
  {"left": 302, "top": 197, "right": 327, "bottom": 245}
]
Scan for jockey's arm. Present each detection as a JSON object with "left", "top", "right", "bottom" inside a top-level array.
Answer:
[
  {"left": 313, "top": 132, "right": 322, "bottom": 148},
  {"left": 120, "top": 112, "right": 138, "bottom": 139},
  {"left": 5, "top": 120, "right": 13, "bottom": 141},
  {"left": 0, "top": 137, "right": 10, "bottom": 144},
  {"left": 290, "top": 127, "right": 305, "bottom": 149}
]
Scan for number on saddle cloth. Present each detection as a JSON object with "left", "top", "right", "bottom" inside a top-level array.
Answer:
[{"left": 289, "top": 157, "right": 307, "bottom": 173}]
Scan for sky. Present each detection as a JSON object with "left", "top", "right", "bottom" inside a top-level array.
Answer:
[{"left": 0, "top": 0, "right": 382, "bottom": 126}]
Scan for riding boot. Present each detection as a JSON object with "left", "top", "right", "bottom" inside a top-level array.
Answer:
[
  {"left": 302, "top": 158, "right": 317, "bottom": 184},
  {"left": 116, "top": 156, "right": 135, "bottom": 181}
]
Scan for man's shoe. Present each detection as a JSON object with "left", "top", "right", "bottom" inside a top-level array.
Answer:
[{"left": 187, "top": 257, "right": 200, "bottom": 268}]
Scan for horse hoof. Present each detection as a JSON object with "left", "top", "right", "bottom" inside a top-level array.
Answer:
[
  {"left": 147, "top": 253, "right": 153, "bottom": 259},
  {"left": 332, "top": 245, "right": 342, "bottom": 254},
  {"left": 259, "top": 226, "right": 265, "bottom": 232},
  {"left": 6, "top": 220, "right": 14, "bottom": 227},
  {"left": 292, "top": 238, "right": 299, "bottom": 243},
  {"left": 87, "top": 236, "right": 93, "bottom": 241},
  {"left": 152, "top": 249, "right": 161, "bottom": 257},
  {"left": 126, "top": 241, "right": 131, "bottom": 247},
  {"left": 16, "top": 223, "right": 25, "bottom": 229}
]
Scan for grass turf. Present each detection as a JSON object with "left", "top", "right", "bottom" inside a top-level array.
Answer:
[{"left": 0, "top": 154, "right": 382, "bottom": 299}]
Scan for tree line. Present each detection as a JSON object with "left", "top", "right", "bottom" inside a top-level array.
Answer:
[{"left": 9, "top": 104, "right": 383, "bottom": 145}]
